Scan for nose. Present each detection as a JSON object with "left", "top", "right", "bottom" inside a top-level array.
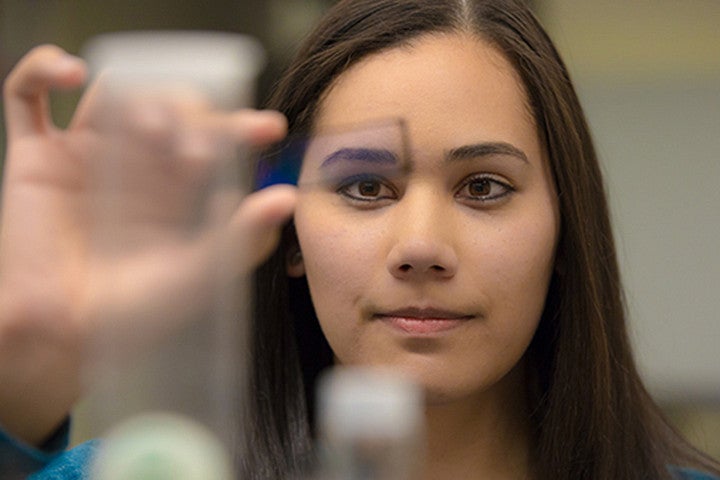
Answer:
[{"left": 386, "top": 201, "right": 458, "bottom": 281}]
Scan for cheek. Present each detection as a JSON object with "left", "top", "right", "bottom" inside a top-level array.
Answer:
[
  {"left": 441, "top": 212, "right": 557, "bottom": 397},
  {"left": 481, "top": 207, "right": 558, "bottom": 335},
  {"left": 293, "top": 200, "right": 379, "bottom": 328}
]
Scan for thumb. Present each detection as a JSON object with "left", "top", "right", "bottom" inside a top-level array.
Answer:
[{"left": 229, "top": 184, "right": 298, "bottom": 272}]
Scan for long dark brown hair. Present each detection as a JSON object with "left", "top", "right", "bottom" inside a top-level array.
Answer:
[{"left": 244, "top": 1, "right": 720, "bottom": 479}]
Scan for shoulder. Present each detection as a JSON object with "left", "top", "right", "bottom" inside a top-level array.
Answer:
[{"left": 670, "top": 466, "right": 720, "bottom": 480}]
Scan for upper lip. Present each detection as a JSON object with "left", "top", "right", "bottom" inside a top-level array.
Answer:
[{"left": 374, "top": 307, "right": 474, "bottom": 320}]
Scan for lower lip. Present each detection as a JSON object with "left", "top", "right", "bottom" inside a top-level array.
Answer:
[{"left": 378, "top": 316, "right": 469, "bottom": 335}]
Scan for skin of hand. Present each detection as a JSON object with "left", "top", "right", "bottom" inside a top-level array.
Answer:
[{"left": 0, "top": 45, "right": 296, "bottom": 446}]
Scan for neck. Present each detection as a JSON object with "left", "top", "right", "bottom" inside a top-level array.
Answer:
[{"left": 419, "top": 366, "right": 532, "bottom": 480}]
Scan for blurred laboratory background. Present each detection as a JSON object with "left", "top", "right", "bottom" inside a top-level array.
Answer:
[{"left": 1, "top": 0, "right": 719, "bottom": 458}]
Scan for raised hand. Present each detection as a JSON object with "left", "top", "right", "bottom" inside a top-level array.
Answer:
[{"left": 0, "top": 45, "right": 296, "bottom": 445}]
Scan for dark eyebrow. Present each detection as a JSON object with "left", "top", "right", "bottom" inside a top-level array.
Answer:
[
  {"left": 445, "top": 142, "right": 529, "bottom": 164},
  {"left": 320, "top": 147, "right": 399, "bottom": 168}
]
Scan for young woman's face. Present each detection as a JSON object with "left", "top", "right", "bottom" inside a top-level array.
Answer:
[{"left": 292, "top": 33, "right": 559, "bottom": 404}]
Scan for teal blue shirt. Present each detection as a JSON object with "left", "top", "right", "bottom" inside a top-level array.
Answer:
[{"left": 0, "top": 421, "right": 97, "bottom": 479}]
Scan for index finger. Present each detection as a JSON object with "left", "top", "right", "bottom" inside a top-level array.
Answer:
[{"left": 2, "top": 45, "right": 86, "bottom": 140}]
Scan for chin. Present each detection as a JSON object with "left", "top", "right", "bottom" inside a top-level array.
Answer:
[
  {"left": 421, "top": 387, "right": 466, "bottom": 405},
  {"left": 416, "top": 380, "right": 487, "bottom": 406},
  {"left": 388, "top": 360, "right": 525, "bottom": 408},
  {"left": 387, "top": 367, "right": 487, "bottom": 405}
]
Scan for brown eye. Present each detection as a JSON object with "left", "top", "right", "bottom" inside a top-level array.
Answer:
[
  {"left": 337, "top": 175, "right": 397, "bottom": 204},
  {"left": 468, "top": 179, "right": 492, "bottom": 196},
  {"left": 456, "top": 174, "right": 514, "bottom": 204},
  {"left": 358, "top": 180, "right": 381, "bottom": 197}
]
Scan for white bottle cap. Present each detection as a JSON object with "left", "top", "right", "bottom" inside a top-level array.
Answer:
[
  {"left": 318, "top": 367, "right": 423, "bottom": 442},
  {"left": 91, "top": 412, "right": 234, "bottom": 480}
]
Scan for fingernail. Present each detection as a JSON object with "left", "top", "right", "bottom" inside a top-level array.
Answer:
[
  {"left": 57, "top": 54, "right": 85, "bottom": 72},
  {"left": 256, "top": 110, "right": 286, "bottom": 122}
]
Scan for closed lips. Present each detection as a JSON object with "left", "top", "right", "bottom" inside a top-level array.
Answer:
[
  {"left": 374, "top": 308, "right": 475, "bottom": 334},
  {"left": 374, "top": 307, "right": 474, "bottom": 321}
]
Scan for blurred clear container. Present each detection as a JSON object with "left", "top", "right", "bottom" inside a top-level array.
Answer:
[{"left": 77, "top": 31, "right": 265, "bottom": 479}]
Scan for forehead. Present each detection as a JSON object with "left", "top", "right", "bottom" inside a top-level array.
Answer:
[{"left": 314, "top": 33, "right": 539, "bottom": 160}]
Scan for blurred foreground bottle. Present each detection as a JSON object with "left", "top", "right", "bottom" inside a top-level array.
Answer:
[{"left": 316, "top": 367, "right": 425, "bottom": 480}]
